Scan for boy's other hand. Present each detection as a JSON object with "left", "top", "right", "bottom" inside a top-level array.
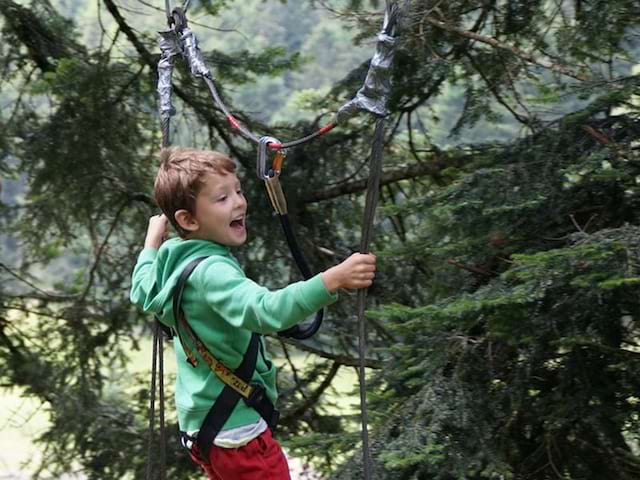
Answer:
[
  {"left": 321, "top": 253, "right": 377, "bottom": 293},
  {"left": 144, "top": 214, "right": 169, "bottom": 249}
]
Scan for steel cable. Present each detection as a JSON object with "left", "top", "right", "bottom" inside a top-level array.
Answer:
[
  {"left": 146, "top": 323, "right": 159, "bottom": 480},
  {"left": 357, "top": 116, "right": 386, "bottom": 480}
]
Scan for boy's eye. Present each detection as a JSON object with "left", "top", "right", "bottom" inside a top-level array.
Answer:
[
  {"left": 236, "top": 189, "right": 243, "bottom": 196},
  {"left": 217, "top": 195, "right": 227, "bottom": 202}
]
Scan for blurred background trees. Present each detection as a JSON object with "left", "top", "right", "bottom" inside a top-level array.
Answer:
[{"left": 0, "top": 0, "right": 638, "bottom": 478}]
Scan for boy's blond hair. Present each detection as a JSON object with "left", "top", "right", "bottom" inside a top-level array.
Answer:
[{"left": 155, "top": 147, "right": 236, "bottom": 237}]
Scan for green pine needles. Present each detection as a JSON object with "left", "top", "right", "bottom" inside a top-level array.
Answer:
[{"left": 360, "top": 97, "right": 640, "bottom": 479}]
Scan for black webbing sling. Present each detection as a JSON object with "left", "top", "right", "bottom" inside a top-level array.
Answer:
[{"left": 171, "top": 256, "right": 279, "bottom": 462}]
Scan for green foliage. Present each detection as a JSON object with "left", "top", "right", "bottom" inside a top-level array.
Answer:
[
  {"left": 207, "top": 46, "right": 303, "bottom": 84},
  {"left": 1, "top": 0, "right": 640, "bottom": 479},
  {"left": 367, "top": 226, "right": 640, "bottom": 478},
  {"left": 353, "top": 97, "right": 640, "bottom": 478}
]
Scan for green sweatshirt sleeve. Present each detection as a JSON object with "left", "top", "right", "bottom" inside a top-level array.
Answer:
[
  {"left": 198, "top": 258, "right": 337, "bottom": 334},
  {"left": 130, "top": 247, "right": 158, "bottom": 308}
]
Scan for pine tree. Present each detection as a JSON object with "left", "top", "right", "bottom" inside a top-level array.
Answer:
[{"left": 0, "top": 1, "right": 639, "bottom": 479}]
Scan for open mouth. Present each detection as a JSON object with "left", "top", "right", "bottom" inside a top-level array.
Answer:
[{"left": 230, "top": 217, "right": 245, "bottom": 230}]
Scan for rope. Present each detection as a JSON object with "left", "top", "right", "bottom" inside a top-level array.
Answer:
[
  {"left": 147, "top": 321, "right": 168, "bottom": 480},
  {"left": 357, "top": 117, "right": 386, "bottom": 480},
  {"left": 146, "top": 323, "right": 159, "bottom": 480},
  {"left": 163, "top": 4, "right": 336, "bottom": 149},
  {"left": 255, "top": 137, "right": 325, "bottom": 340},
  {"left": 276, "top": 213, "right": 325, "bottom": 339},
  {"left": 202, "top": 75, "right": 333, "bottom": 148},
  {"left": 161, "top": 0, "right": 402, "bottom": 149},
  {"left": 158, "top": 328, "right": 167, "bottom": 480},
  {"left": 161, "top": 117, "right": 171, "bottom": 148}
]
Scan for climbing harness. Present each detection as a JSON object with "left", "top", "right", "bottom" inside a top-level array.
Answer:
[
  {"left": 148, "top": 1, "right": 405, "bottom": 478},
  {"left": 173, "top": 257, "right": 279, "bottom": 462},
  {"left": 148, "top": 257, "right": 280, "bottom": 474}
]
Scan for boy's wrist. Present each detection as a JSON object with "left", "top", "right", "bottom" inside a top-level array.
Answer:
[
  {"left": 144, "top": 234, "right": 162, "bottom": 249},
  {"left": 320, "top": 267, "right": 342, "bottom": 293},
  {"left": 144, "top": 214, "right": 168, "bottom": 250}
]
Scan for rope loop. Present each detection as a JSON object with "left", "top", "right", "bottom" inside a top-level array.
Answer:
[
  {"left": 171, "top": 7, "right": 188, "bottom": 34},
  {"left": 165, "top": 1, "right": 189, "bottom": 33}
]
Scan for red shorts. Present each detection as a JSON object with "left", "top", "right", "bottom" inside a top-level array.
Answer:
[{"left": 188, "top": 429, "right": 291, "bottom": 480}]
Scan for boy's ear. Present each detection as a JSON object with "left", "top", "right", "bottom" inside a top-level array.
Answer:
[{"left": 174, "top": 209, "right": 199, "bottom": 232}]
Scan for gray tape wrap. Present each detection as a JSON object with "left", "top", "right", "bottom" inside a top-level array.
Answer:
[
  {"left": 337, "top": 32, "right": 396, "bottom": 122},
  {"left": 158, "top": 30, "right": 181, "bottom": 118},
  {"left": 181, "top": 28, "right": 211, "bottom": 78},
  {"left": 337, "top": 1, "right": 405, "bottom": 123}
]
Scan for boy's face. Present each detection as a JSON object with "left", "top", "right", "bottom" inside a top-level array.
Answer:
[{"left": 189, "top": 172, "right": 247, "bottom": 246}]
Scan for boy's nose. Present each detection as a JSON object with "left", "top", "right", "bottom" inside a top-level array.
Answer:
[{"left": 234, "top": 192, "right": 247, "bottom": 209}]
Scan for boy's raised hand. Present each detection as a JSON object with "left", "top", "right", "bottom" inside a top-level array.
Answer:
[
  {"left": 144, "top": 214, "right": 169, "bottom": 249},
  {"left": 321, "top": 253, "right": 377, "bottom": 293}
]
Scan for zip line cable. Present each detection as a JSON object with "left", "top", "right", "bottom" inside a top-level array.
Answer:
[{"left": 357, "top": 117, "right": 386, "bottom": 479}]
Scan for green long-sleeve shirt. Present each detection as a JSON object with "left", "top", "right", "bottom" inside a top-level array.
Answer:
[{"left": 130, "top": 238, "right": 337, "bottom": 432}]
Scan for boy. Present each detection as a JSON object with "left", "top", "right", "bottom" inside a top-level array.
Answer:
[{"left": 130, "top": 147, "right": 376, "bottom": 479}]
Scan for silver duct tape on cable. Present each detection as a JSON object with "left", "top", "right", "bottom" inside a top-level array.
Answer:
[
  {"left": 180, "top": 28, "right": 211, "bottom": 78},
  {"left": 158, "top": 30, "right": 181, "bottom": 119},
  {"left": 337, "top": 2, "right": 402, "bottom": 122},
  {"left": 337, "top": 32, "right": 396, "bottom": 122}
]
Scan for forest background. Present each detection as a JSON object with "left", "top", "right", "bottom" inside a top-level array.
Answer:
[{"left": 1, "top": 0, "right": 639, "bottom": 479}]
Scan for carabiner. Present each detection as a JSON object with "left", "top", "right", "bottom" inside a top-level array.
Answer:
[{"left": 257, "top": 136, "right": 280, "bottom": 179}]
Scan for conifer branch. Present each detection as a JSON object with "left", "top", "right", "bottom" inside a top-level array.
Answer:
[
  {"left": 424, "top": 16, "right": 588, "bottom": 81},
  {"left": 582, "top": 125, "right": 613, "bottom": 145},
  {"left": 565, "top": 340, "right": 640, "bottom": 359},
  {"left": 301, "top": 156, "right": 464, "bottom": 203},
  {"left": 101, "top": 0, "right": 155, "bottom": 66},
  {"left": 278, "top": 337, "right": 382, "bottom": 369},
  {"left": 0, "top": 263, "right": 80, "bottom": 300},
  {"left": 80, "top": 197, "right": 130, "bottom": 302},
  {"left": 463, "top": 51, "right": 532, "bottom": 126},
  {"left": 0, "top": 0, "right": 65, "bottom": 72},
  {"left": 278, "top": 338, "right": 308, "bottom": 399},
  {"left": 447, "top": 259, "right": 494, "bottom": 276},
  {"left": 284, "top": 361, "right": 341, "bottom": 421}
]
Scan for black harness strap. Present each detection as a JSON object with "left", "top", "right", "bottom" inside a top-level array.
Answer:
[
  {"left": 171, "top": 257, "right": 207, "bottom": 367},
  {"left": 256, "top": 139, "right": 324, "bottom": 340},
  {"left": 196, "top": 333, "right": 259, "bottom": 460},
  {"left": 170, "top": 257, "right": 279, "bottom": 463}
]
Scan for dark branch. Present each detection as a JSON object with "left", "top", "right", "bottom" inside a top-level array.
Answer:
[
  {"left": 424, "top": 15, "right": 587, "bottom": 81},
  {"left": 277, "top": 337, "right": 382, "bottom": 369},
  {"left": 301, "top": 155, "right": 465, "bottom": 203},
  {"left": 0, "top": 0, "right": 75, "bottom": 72},
  {"left": 284, "top": 361, "right": 341, "bottom": 421}
]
